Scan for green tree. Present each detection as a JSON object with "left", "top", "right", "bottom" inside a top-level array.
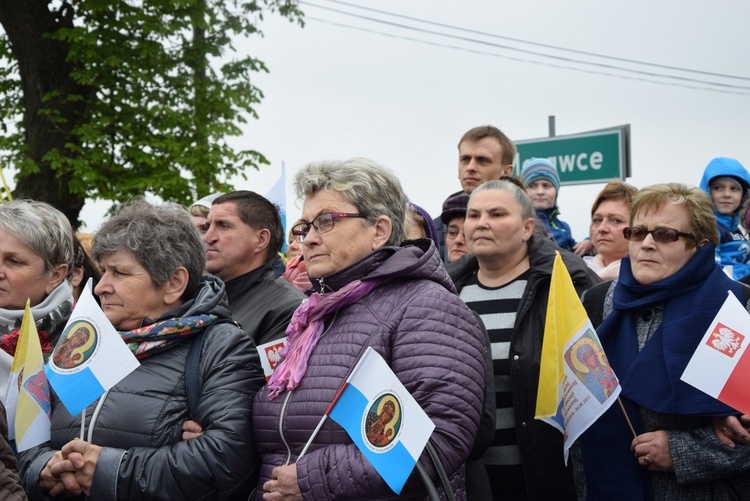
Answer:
[{"left": 0, "top": 0, "right": 303, "bottom": 227}]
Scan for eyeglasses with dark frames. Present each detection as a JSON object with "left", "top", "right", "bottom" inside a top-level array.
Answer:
[
  {"left": 292, "top": 212, "right": 365, "bottom": 243},
  {"left": 622, "top": 226, "right": 697, "bottom": 243}
]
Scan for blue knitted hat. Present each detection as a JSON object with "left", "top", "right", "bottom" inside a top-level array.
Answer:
[{"left": 520, "top": 158, "right": 560, "bottom": 192}]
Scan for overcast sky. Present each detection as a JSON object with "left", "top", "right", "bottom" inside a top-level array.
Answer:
[{"left": 80, "top": 0, "right": 750, "bottom": 239}]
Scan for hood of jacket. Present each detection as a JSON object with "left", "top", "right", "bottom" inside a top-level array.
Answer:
[
  {"left": 700, "top": 157, "right": 750, "bottom": 230},
  {"left": 310, "top": 237, "right": 456, "bottom": 295},
  {"left": 147, "top": 275, "right": 232, "bottom": 325},
  {"left": 700, "top": 157, "right": 750, "bottom": 195}
]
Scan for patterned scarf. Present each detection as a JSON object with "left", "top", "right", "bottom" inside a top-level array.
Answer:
[
  {"left": 267, "top": 279, "right": 383, "bottom": 399},
  {"left": 119, "top": 314, "right": 217, "bottom": 360}
]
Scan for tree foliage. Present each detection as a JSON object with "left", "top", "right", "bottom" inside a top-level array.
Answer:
[{"left": 0, "top": 0, "right": 303, "bottom": 226}]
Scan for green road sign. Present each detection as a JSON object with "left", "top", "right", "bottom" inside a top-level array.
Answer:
[{"left": 514, "top": 125, "right": 630, "bottom": 186}]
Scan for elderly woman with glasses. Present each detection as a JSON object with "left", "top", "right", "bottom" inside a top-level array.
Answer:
[
  {"left": 575, "top": 183, "right": 750, "bottom": 499},
  {"left": 252, "top": 158, "right": 487, "bottom": 500}
]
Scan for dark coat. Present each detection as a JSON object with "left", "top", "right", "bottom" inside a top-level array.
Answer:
[
  {"left": 251, "top": 240, "right": 487, "bottom": 500},
  {"left": 447, "top": 235, "right": 601, "bottom": 500},
  {"left": 224, "top": 260, "right": 305, "bottom": 346},
  {"left": 0, "top": 402, "right": 26, "bottom": 500},
  {"left": 19, "top": 276, "right": 265, "bottom": 500}
]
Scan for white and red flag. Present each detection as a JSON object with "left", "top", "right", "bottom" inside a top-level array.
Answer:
[{"left": 681, "top": 291, "right": 750, "bottom": 415}]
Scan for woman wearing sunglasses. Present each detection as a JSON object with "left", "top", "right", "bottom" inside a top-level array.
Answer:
[
  {"left": 252, "top": 158, "right": 487, "bottom": 500},
  {"left": 575, "top": 183, "right": 750, "bottom": 499}
]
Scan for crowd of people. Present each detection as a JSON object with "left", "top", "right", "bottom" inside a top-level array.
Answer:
[{"left": 0, "top": 124, "right": 748, "bottom": 500}]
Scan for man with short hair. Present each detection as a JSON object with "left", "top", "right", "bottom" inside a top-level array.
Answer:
[
  {"left": 204, "top": 191, "right": 305, "bottom": 346},
  {"left": 435, "top": 125, "right": 516, "bottom": 260}
]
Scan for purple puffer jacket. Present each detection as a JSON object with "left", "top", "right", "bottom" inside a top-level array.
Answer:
[{"left": 251, "top": 240, "right": 486, "bottom": 500}]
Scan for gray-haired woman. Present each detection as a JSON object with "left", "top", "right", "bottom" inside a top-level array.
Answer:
[
  {"left": 0, "top": 200, "right": 74, "bottom": 401},
  {"left": 252, "top": 158, "right": 486, "bottom": 500},
  {"left": 19, "top": 199, "right": 264, "bottom": 500}
]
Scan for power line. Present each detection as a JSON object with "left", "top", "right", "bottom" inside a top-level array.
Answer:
[
  {"left": 310, "top": 0, "right": 750, "bottom": 82},
  {"left": 303, "top": 15, "right": 750, "bottom": 96},
  {"left": 300, "top": 1, "right": 750, "bottom": 94}
]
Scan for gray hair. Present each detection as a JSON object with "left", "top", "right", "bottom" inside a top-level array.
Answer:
[
  {"left": 92, "top": 199, "right": 205, "bottom": 300},
  {"left": 294, "top": 158, "right": 406, "bottom": 247},
  {"left": 470, "top": 180, "right": 547, "bottom": 244},
  {"left": 471, "top": 180, "right": 535, "bottom": 220},
  {"left": 0, "top": 199, "right": 74, "bottom": 278}
]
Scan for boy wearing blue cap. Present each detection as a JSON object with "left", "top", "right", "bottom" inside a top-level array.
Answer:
[{"left": 521, "top": 158, "right": 578, "bottom": 251}]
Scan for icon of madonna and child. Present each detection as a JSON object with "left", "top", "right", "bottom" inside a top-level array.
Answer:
[
  {"left": 51, "top": 321, "right": 98, "bottom": 370},
  {"left": 363, "top": 393, "right": 403, "bottom": 450},
  {"left": 564, "top": 331, "right": 619, "bottom": 403}
]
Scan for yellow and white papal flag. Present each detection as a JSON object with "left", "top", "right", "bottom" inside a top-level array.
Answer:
[{"left": 3, "top": 300, "right": 51, "bottom": 451}]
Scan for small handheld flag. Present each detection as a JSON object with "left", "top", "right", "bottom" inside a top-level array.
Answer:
[
  {"left": 682, "top": 291, "right": 750, "bottom": 415},
  {"left": 327, "top": 347, "right": 435, "bottom": 494},
  {"left": 45, "top": 279, "right": 140, "bottom": 416},
  {"left": 535, "top": 252, "right": 621, "bottom": 462},
  {"left": 3, "top": 300, "right": 51, "bottom": 451},
  {"left": 256, "top": 337, "right": 288, "bottom": 381}
]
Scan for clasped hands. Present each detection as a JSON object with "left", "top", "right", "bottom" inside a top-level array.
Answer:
[{"left": 39, "top": 438, "right": 102, "bottom": 497}]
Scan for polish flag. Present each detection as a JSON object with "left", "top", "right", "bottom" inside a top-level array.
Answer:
[{"left": 681, "top": 291, "right": 750, "bottom": 415}]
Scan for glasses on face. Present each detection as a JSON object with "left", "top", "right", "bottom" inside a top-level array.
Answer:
[
  {"left": 291, "top": 212, "right": 365, "bottom": 243},
  {"left": 622, "top": 226, "right": 696, "bottom": 244},
  {"left": 446, "top": 228, "right": 464, "bottom": 240}
]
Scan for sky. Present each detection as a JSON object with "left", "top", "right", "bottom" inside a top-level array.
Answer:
[{"left": 77, "top": 0, "right": 750, "bottom": 240}]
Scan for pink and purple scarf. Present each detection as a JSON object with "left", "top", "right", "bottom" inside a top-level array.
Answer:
[{"left": 267, "top": 279, "right": 382, "bottom": 399}]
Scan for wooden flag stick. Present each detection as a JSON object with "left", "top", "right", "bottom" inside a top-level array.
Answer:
[{"left": 617, "top": 397, "right": 637, "bottom": 439}]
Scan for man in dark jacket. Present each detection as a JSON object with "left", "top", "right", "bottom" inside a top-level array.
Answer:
[
  {"left": 434, "top": 125, "right": 516, "bottom": 261},
  {"left": 204, "top": 191, "right": 304, "bottom": 345}
]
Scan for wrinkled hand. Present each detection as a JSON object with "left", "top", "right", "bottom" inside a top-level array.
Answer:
[
  {"left": 263, "top": 464, "right": 302, "bottom": 501},
  {"left": 182, "top": 419, "right": 204, "bottom": 440},
  {"left": 713, "top": 415, "right": 750, "bottom": 448},
  {"left": 631, "top": 430, "right": 673, "bottom": 472},
  {"left": 39, "top": 450, "right": 81, "bottom": 497},
  {"left": 573, "top": 239, "right": 594, "bottom": 256},
  {"left": 51, "top": 438, "right": 102, "bottom": 497}
]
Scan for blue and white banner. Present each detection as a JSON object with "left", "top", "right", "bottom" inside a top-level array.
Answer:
[
  {"left": 329, "top": 347, "right": 435, "bottom": 494},
  {"left": 45, "top": 280, "right": 140, "bottom": 416}
]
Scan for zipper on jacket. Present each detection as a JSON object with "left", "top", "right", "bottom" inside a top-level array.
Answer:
[
  {"left": 279, "top": 391, "right": 294, "bottom": 465},
  {"left": 278, "top": 311, "right": 338, "bottom": 465}
]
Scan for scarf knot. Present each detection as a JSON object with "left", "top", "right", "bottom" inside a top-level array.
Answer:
[{"left": 267, "top": 278, "right": 384, "bottom": 399}]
